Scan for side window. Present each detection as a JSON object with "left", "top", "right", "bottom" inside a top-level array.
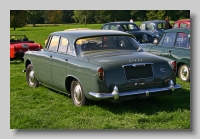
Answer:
[
  {"left": 102, "top": 25, "right": 109, "bottom": 30},
  {"left": 67, "top": 44, "right": 74, "bottom": 55},
  {"left": 140, "top": 24, "right": 146, "bottom": 30},
  {"left": 48, "top": 35, "right": 60, "bottom": 52},
  {"left": 161, "top": 32, "right": 176, "bottom": 47},
  {"left": 110, "top": 25, "right": 117, "bottom": 30},
  {"left": 157, "top": 23, "right": 165, "bottom": 29},
  {"left": 175, "top": 33, "right": 189, "bottom": 48},
  {"left": 173, "top": 23, "right": 179, "bottom": 28},
  {"left": 57, "top": 37, "right": 69, "bottom": 53},
  {"left": 158, "top": 33, "right": 166, "bottom": 45},
  {"left": 146, "top": 24, "right": 153, "bottom": 31},
  {"left": 180, "top": 23, "right": 188, "bottom": 28}
]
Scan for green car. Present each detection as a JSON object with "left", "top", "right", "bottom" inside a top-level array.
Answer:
[
  {"left": 23, "top": 30, "right": 181, "bottom": 106},
  {"left": 141, "top": 28, "right": 190, "bottom": 82}
]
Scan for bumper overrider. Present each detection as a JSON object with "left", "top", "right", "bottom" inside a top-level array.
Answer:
[{"left": 89, "top": 80, "right": 181, "bottom": 101}]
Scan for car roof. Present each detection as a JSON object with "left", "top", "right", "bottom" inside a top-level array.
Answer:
[
  {"left": 141, "top": 20, "right": 166, "bottom": 24},
  {"left": 51, "top": 30, "right": 132, "bottom": 38},
  {"left": 174, "top": 19, "right": 190, "bottom": 23},
  {"left": 103, "top": 21, "right": 137, "bottom": 25},
  {"left": 164, "top": 28, "right": 190, "bottom": 34}
]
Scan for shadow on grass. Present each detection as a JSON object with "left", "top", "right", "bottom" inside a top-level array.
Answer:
[
  {"left": 10, "top": 59, "right": 24, "bottom": 64},
  {"left": 40, "top": 83, "right": 190, "bottom": 116},
  {"left": 88, "top": 88, "right": 190, "bottom": 115},
  {"left": 10, "top": 28, "right": 45, "bottom": 31}
]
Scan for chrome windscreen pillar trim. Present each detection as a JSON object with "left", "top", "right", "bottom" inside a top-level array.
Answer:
[{"left": 89, "top": 83, "right": 182, "bottom": 100}]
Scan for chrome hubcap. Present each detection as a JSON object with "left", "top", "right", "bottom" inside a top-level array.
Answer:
[
  {"left": 180, "top": 66, "right": 189, "bottom": 81},
  {"left": 29, "top": 70, "right": 36, "bottom": 86},
  {"left": 73, "top": 84, "right": 82, "bottom": 105}
]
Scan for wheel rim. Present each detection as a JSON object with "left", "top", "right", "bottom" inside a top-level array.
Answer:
[
  {"left": 29, "top": 70, "right": 37, "bottom": 86},
  {"left": 73, "top": 83, "right": 82, "bottom": 105},
  {"left": 180, "top": 65, "right": 189, "bottom": 81}
]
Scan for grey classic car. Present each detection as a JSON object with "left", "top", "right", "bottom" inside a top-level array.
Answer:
[
  {"left": 139, "top": 20, "right": 166, "bottom": 41},
  {"left": 140, "top": 28, "right": 190, "bottom": 82},
  {"left": 101, "top": 21, "right": 154, "bottom": 44},
  {"left": 23, "top": 30, "right": 181, "bottom": 106}
]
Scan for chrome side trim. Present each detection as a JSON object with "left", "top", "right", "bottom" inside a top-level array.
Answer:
[{"left": 89, "top": 83, "right": 181, "bottom": 100}]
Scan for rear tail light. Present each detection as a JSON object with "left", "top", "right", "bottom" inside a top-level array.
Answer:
[
  {"left": 97, "top": 67, "right": 104, "bottom": 82},
  {"left": 171, "top": 60, "right": 177, "bottom": 74}
]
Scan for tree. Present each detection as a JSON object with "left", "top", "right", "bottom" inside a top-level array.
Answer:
[
  {"left": 62, "top": 10, "right": 74, "bottom": 23},
  {"left": 26, "top": 10, "right": 42, "bottom": 27},
  {"left": 146, "top": 10, "right": 190, "bottom": 21},
  {"left": 44, "top": 10, "right": 63, "bottom": 25},
  {"left": 10, "top": 10, "right": 27, "bottom": 30},
  {"left": 73, "top": 10, "right": 96, "bottom": 24}
]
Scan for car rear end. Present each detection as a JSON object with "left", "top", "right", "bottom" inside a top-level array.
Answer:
[
  {"left": 87, "top": 51, "right": 181, "bottom": 102},
  {"left": 10, "top": 42, "right": 42, "bottom": 59}
]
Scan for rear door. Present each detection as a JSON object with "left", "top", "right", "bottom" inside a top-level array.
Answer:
[{"left": 149, "top": 32, "right": 176, "bottom": 58}]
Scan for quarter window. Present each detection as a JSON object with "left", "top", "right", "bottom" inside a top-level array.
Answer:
[
  {"left": 57, "top": 37, "right": 69, "bottom": 53},
  {"left": 103, "top": 25, "right": 109, "bottom": 30},
  {"left": 48, "top": 36, "right": 60, "bottom": 51}
]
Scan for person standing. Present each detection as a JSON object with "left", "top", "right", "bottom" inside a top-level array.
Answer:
[
  {"left": 165, "top": 17, "right": 172, "bottom": 29},
  {"left": 129, "top": 19, "right": 134, "bottom": 23}
]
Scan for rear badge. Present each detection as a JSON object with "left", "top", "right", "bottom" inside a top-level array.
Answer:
[{"left": 160, "top": 67, "right": 166, "bottom": 72}]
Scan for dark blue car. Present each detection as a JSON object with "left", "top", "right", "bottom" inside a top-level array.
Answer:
[
  {"left": 139, "top": 20, "right": 166, "bottom": 41},
  {"left": 101, "top": 21, "right": 154, "bottom": 44}
]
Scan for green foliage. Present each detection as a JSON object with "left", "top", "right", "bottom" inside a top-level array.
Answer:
[
  {"left": 44, "top": 10, "right": 63, "bottom": 25},
  {"left": 26, "top": 10, "right": 43, "bottom": 27},
  {"left": 10, "top": 25, "right": 190, "bottom": 129},
  {"left": 11, "top": 10, "right": 190, "bottom": 25},
  {"left": 10, "top": 10, "right": 27, "bottom": 30},
  {"left": 146, "top": 10, "right": 190, "bottom": 21}
]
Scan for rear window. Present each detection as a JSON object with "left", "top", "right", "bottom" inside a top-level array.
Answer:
[{"left": 75, "top": 35, "right": 143, "bottom": 55}]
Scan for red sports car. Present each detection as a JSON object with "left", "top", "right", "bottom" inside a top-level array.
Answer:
[{"left": 10, "top": 34, "right": 43, "bottom": 60}]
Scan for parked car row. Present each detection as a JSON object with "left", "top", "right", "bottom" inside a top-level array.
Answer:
[
  {"left": 22, "top": 30, "right": 181, "bottom": 106},
  {"left": 10, "top": 19, "right": 190, "bottom": 106},
  {"left": 140, "top": 28, "right": 190, "bottom": 82}
]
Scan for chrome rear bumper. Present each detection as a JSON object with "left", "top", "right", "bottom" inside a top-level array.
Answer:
[{"left": 89, "top": 80, "right": 181, "bottom": 100}]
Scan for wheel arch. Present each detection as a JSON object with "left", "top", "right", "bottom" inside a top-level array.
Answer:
[
  {"left": 25, "top": 58, "right": 32, "bottom": 69},
  {"left": 65, "top": 75, "right": 81, "bottom": 94}
]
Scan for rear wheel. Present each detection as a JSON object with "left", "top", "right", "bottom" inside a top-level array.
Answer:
[
  {"left": 70, "top": 80, "right": 87, "bottom": 106},
  {"left": 26, "top": 64, "right": 39, "bottom": 87},
  {"left": 178, "top": 64, "right": 190, "bottom": 82}
]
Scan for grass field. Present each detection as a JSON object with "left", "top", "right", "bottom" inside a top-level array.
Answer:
[{"left": 10, "top": 24, "right": 190, "bottom": 129}]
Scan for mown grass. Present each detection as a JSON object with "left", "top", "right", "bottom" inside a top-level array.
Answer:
[{"left": 10, "top": 24, "right": 190, "bottom": 129}]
